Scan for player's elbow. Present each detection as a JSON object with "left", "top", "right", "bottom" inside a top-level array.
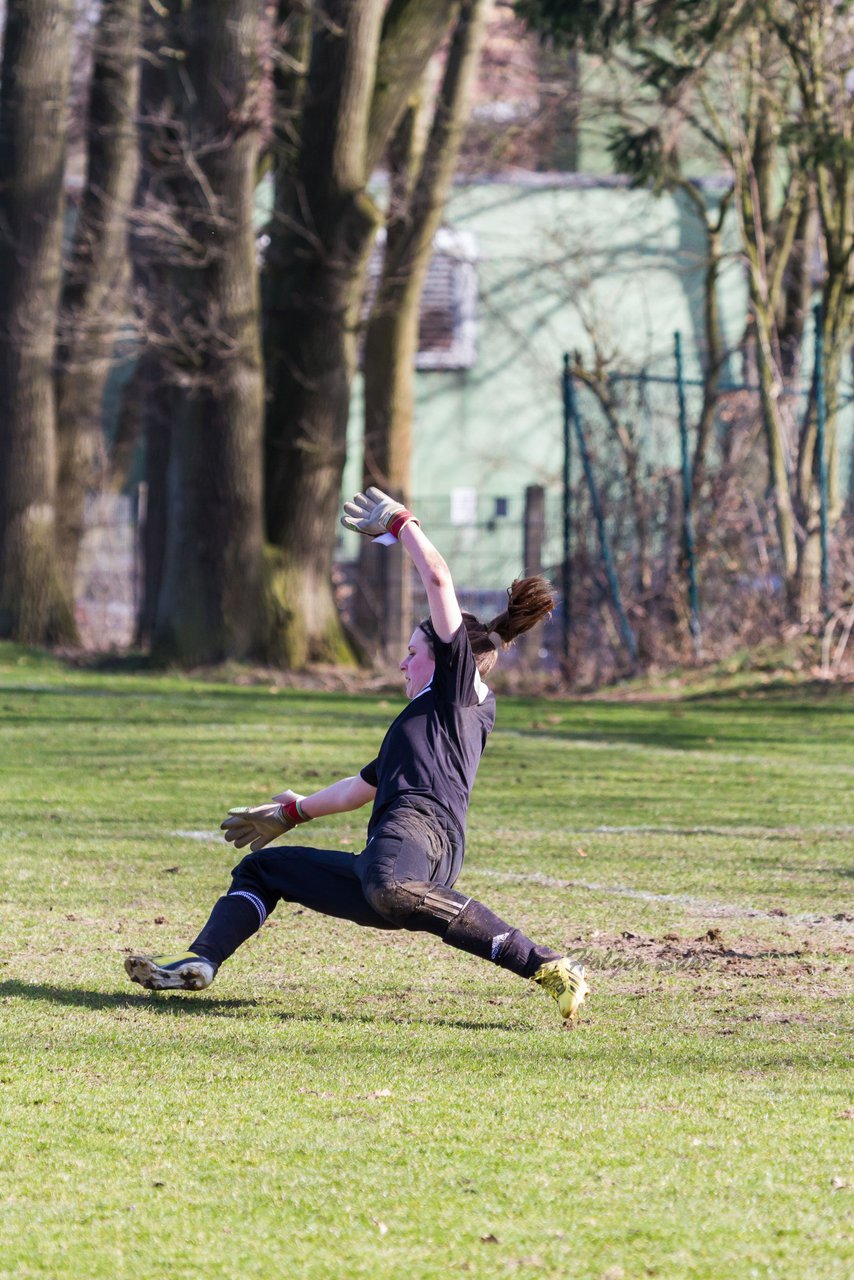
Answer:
[
  {"left": 347, "top": 776, "right": 375, "bottom": 810},
  {"left": 426, "top": 554, "right": 452, "bottom": 590}
]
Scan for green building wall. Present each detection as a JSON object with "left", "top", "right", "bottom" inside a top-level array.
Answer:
[{"left": 343, "top": 177, "right": 750, "bottom": 587}]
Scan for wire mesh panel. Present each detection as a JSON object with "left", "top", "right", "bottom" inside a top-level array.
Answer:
[{"left": 74, "top": 493, "right": 141, "bottom": 650}]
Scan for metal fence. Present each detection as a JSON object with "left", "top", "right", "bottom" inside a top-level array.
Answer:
[
  {"left": 73, "top": 326, "right": 854, "bottom": 681},
  {"left": 74, "top": 493, "right": 141, "bottom": 651}
]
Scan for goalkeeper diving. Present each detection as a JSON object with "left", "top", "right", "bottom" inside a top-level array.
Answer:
[{"left": 125, "top": 488, "right": 588, "bottom": 1023}]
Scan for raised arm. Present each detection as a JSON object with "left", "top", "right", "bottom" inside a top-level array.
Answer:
[
  {"left": 397, "top": 521, "right": 462, "bottom": 643},
  {"left": 340, "top": 486, "right": 463, "bottom": 642}
]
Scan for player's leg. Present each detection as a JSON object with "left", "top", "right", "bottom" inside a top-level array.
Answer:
[
  {"left": 124, "top": 844, "right": 395, "bottom": 991},
  {"left": 357, "top": 808, "right": 588, "bottom": 1019}
]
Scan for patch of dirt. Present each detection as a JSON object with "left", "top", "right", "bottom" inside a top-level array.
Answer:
[
  {"left": 568, "top": 928, "right": 851, "bottom": 984},
  {"left": 741, "top": 1011, "right": 812, "bottom": 1025}
]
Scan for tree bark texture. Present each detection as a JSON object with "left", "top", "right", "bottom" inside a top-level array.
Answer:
[
  {"left": 0, "top": 0, "right": 76, "bottom": 642},
  {"left": 263, "top": 0, "right": 460, "bottom": 667},
  {"left": 264, "top": 0, "right": 386, "bottom": 666},
  {"left": 358, "top": 0, "right": 492, "bottom": 656},
  {"left": 145, "top": 0, "right": 266, "bottom": 665},
  {"left": 733, "top": 41, "right": 801, "bottom": 599},
  {"left": 132, "top": 3, "right": 171, "bottom": 645},
  {"left": 55, "top": 0, "right": 141, "bottom": 590},
  {"left": 772, "top": 1, "right": 854, "bottom": 618}
]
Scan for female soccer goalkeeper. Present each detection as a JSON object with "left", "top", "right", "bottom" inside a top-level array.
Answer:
[{"left": 125, "top": 489, "right": 588, "bottom": 1022}]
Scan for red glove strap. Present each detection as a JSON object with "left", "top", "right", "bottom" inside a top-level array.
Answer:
[
  {"left": 387, "top": 510, "right": 418, "bottom": 540},
  {"left": 283, "top": 799, "right": 310, "bottom": 824}
]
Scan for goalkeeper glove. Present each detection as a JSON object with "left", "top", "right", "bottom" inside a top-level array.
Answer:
[
  {"left": 341, "top": 486, "right": 418, "bottom": 544},
  {"left": 221, "top": 793, "right": 311, "bottom": 853}
]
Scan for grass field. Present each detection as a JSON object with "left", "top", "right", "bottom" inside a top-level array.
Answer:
[{"left": 0, "top": 643, "right": 852, "bottom": 1280}]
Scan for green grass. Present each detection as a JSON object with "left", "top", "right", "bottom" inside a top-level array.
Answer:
[{"left": 1, "top": 643, "right": 852, "bottom": 1280}]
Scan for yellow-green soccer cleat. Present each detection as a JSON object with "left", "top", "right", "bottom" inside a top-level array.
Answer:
[
  {"left": 532, "top": 956, "right": 589, "bottom": 1021},
  {"left": 124, "top": 951, "right": 216, "bottom": 992}
]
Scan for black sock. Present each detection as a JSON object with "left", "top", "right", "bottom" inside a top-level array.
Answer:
[
  {"left": 189, "top": 893, "right": 267, "bottom": 968},
  {"left": 442, "top": 899, "right": 561, "bottom": 978},
  {"left": 520, "top": 942, "right": 562, "bottom": 979}
]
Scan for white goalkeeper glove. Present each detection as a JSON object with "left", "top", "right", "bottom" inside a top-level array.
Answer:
[
  {"left": 340, "top": 486, "right": 418, "bottom": 545},
  {"left": 220, "top": 790, "right": 311, "bottom": 852}
]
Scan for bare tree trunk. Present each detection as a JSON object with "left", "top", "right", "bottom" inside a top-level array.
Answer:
[
  {"left": 733, "top": 43, "right": 803, "bottom": 602},
  {"left": 131, "top": 0, "right": 178, "bottom": 645},
  {"left": 680, "top": 182, "right": 731, "bottom": 502},
  {"left": 359, "top": 0, "right": 492, "bottom": 656},
  {"left": 264, "top": 0, "right": 387, "bottom": 667},
  {"left": 263, "top": 0, "right": 459, "bottom": 667},
  {"left": 795, "top": 279, "right": 853, "bottom": 618},
  {"left": 353, "top": 102, "right": 421, "bottom": 653},
  {"left": 785, "top": 4, "right": 854, "bottom": 620},
  {"left": 0, "top": 0, "right": 76, "bottom": 643},
  {"left": 150, "top": 0, "right": 266, "bottom": 665},
  {"left": 136, "top": 363, "right": 172, "bottom": 647},
  {"left": 54, "top": 0, "right": 141, "bottom": 589}
]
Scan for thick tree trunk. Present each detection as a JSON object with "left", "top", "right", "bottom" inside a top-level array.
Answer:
[
  {"left": 358, "top": 0, "right": 492, "bottom": 656},
  {"left": 264, "top": 0, "right": 386, "bottom": 666},
  {"left": 150, "top": 0, "right": 266, "bottom": 665},
  {"left": 0, "top": 0, "right": 76, "bottom": 643},
  {"left": 263, "top": 0, "right": 460, "bottom": 667},
  {"left": 55, "top": 0, "right": 141, "bottom": 590},
  {"left": 131, "top": 0, "right": 178, "bottom": 645}
]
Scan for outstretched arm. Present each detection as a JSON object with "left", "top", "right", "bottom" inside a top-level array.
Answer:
[
  {"left": 222, "top": 774, "right": 376, "bottom": 852},
  {"left": 398, "top": 521, "right": 462, "bottom": 643},
  {"left": 274, "top": 774, "right": 376, "bottom": 819}
]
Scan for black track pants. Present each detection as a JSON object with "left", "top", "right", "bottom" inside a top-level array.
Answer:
[{"left": 191, "top": 799, "right": 559, "bottom": 977}]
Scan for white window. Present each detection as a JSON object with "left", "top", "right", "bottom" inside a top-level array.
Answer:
[
  {"left": 415, "top": 228, "right": 478, "bottom": 370},
  {"left": 364, "top": 227, "right": 479, "bottom": 371}
]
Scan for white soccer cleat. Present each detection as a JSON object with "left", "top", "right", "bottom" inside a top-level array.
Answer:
[{"left": 124, "top": 951, "right": 216, "bottom": 991}]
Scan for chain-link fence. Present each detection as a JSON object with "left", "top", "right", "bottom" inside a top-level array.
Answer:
[
  {"left": 73, "top": 341, "right": 854, "bottom": 683},
  {"left": 74, "top": 493, "right": 141, "bottom": 651}
]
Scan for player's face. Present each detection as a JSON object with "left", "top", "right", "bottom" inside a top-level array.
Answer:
[{"left": 400, "top": 628, "right": 435, "bottom": 700}]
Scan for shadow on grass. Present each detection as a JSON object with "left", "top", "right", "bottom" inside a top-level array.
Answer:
[
  {"left": 0, "top": 979, "right": 525, "bottom": 1032},
  {"left": 276, "top": 1008, "right": 527, "bottom": 1033},
  {"left": 0, "top": 979, "right": 257, "bottom": 1015}
]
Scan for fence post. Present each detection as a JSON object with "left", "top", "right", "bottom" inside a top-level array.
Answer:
[
  {"left": 521, "top": 484, "right": 546, "bottom": 665},
  {"left": 561, "top": 355, "right": 573, "bottom": 662},
  {"left": 813, "top": 303, "right": 830, "bottom": 612},
  {"left": 523, "top": 484, "right": 545, "bottom": 577},
  {"left": 674, "top": 331, "right": 701, "bottom": 648},
  {"left": 564, "top": 358, "right": 638, "bottom": 669}
]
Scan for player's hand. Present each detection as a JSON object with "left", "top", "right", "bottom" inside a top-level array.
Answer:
[
  {"left": 270, "top": 788, "right": 306, "bottom": 809},
  {"left": 340, "top": 487, "right": 418, "bottom": 541},
  {"left": 221, "top": 795, "right": 305, "bottom": 853}
]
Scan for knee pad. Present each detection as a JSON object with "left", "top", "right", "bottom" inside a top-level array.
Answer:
[
  {"left": 361, "top": 876, "right": 418, "bottom": 926},
  {"left": 362, "top": 876, "right": 468, "bottom": 929}
]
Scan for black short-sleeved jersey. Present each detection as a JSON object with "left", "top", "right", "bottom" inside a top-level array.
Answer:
[{"left": 360, "top": 624, "right": 496, "bottom": 838}]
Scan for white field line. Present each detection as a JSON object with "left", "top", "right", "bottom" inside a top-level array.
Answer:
[
  {"left": 175, "top": 824, "right": 854, "bottom": 841},
  {"left": 471, "top": 867, "right": 854, "bottom": 935},
  {"left": 171, "top": 830, "right": 854, "bottom": 936},
  {"left": 496, "top": 731, "right": 854, "bottom": 773},
  {"left": 563, "top": 823, "right": 854, "bottom": 837}
]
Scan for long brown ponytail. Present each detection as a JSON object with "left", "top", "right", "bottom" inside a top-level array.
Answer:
[{"left": 464, "top": 575, "right": 555, "bottom": 676}]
